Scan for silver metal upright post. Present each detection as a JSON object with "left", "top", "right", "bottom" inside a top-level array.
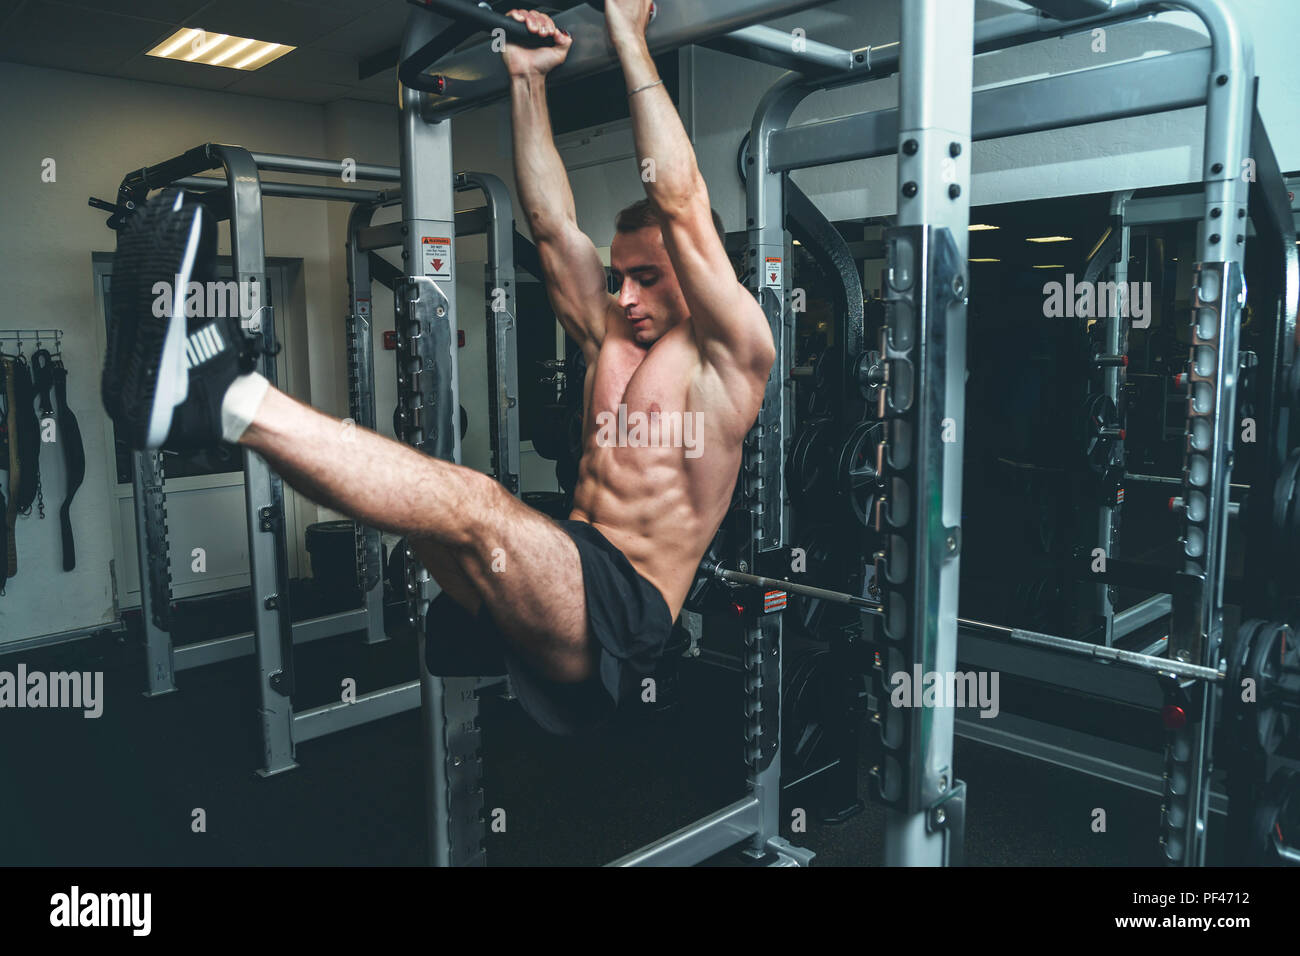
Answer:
[
  {"left": 742, "top": 70, "right": 817, "bottom": 869},
  {"left": 1098, "top": 189, "right": 1134, "bottom": 647},
  {"left": 134, "top": 450, "right": 175, "bottom": 696},
  {"left": 211, "top": 144, "right": 297, "bottom": 778},
  {"left": 400, "top": 8, "right": 485, "bottom": 868},
  {"left": 879, "top": 0, "right": 973, "bottom": 867},
  {"left": 459, "top": 171, "right": 522, "bottom": 498},
  {"left": 1162, "top": 0, "right": 1255, "bottom": 868},
  {"left": 345, "top": 201, "right": 390, "bottom": 645}
]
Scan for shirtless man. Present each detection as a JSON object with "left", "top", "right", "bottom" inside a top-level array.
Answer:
[{"left": 101, "top": 0, "right": 775, "bottom": 734}]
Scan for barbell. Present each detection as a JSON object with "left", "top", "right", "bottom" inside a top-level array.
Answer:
[{"left": 696, "top": 559, "right": 1225, "bottom": 684}]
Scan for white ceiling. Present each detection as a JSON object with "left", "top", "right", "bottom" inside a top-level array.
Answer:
[{"left": 0, "top": 0, "right": 576, "bottom": 106}]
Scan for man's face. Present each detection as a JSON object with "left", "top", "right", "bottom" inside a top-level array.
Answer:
[{"left": 609, "top": 226, "right": 689, "bottom": 347}]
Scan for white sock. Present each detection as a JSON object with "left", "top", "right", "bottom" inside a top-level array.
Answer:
[{"left": 221, "top": 372, "right": 270, "bottom": 443}]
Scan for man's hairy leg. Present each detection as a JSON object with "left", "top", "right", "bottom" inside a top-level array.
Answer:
[
  {"left": 236, "top": 385, "right": 593, "bottom": 681},
  {"left": 240, "top": 386, "right": 486, "bottom": 543}
]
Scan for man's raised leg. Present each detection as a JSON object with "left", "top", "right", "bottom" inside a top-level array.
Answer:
[
  {"left": 102, "top": 186, "right": 593, "bottom": 684},
  {"left": 235, "top": 384, "right": 595, "bottom": 683}
]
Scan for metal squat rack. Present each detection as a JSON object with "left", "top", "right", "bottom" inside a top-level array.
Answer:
[
  {"left": 397, "top": 0, "right": 1262, "bottom": 867},
  {"left": 95, "top": 147, "right": 523, "bottom": 776}
]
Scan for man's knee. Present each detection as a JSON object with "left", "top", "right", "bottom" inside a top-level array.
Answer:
[{"left": 449, "top": 467, "right": 512, "bottom": 552}]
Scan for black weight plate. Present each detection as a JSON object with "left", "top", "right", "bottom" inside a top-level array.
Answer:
[
  {"left": 782, "top": 648, "right": 831, "bottom": 771},
  {"left": 836, "top": 419, "right": 885, "bottom": 526},
  {"left": 1272, "top": 449, "right": 1300, "bottom": 547},
  {"left": 786, "top": 416, "right": 835, "bottom": 508},
  {"left": 1227, "top": 618, "right": 1267, "bottom": 702},
  {"left": 1245, "top": 622, "right": 1294, "bottom": 754},
  {"left": 683, "top": 509, "right": 747, "bottom": 615},
  {"left": 805, "top": 387, "right": 833, "bottom": 418}
]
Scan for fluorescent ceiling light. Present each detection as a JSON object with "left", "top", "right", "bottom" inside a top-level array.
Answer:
[
  {"left": 1033, "top": 264, "right": 1065, "bottom": 269},
  {"left": 209, "top": 37, "right": 255, "bottom": 67},
  {"left": 155, "top": 28, "right": 200, "bottom": 58},
  {"left": 1027, "top": 235, "right": 1073, "bottom": 243},
  {"left": 147, "top": 28, "right": 294, "bottom": 70},
  {"left": 182, "top": 33, "right": 227, "bottom": 62},
  {"left": 234, "top": 42, "right": 286, "bottom": 70},
  {"left": 969, "top": 258, "right": 1000, "bottom": 262},
  {"left": 969, "top": 224, "right": 999, "bottom": 231}
]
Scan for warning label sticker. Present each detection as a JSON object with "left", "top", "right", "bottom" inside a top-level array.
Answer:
[
  {"left": 765, "top": 256, "right": 783, "bottom": 288},
  {"left": 423, "top": 236, "right": 451, "bottom": 279}
]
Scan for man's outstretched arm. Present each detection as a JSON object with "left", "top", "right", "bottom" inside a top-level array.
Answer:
[
  {"left": 506, "top": 8, "right": 618, "bottom": 360},
  {"left": 606, "top": 1, "right": 775, "bottom": 377}
]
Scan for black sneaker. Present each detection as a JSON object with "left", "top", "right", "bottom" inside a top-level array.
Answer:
[{"left": 106, "top": 189, "right": 254, "bottom": 451}]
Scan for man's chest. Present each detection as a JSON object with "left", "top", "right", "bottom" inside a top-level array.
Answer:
[{"left": 588, "top": 336, "right": 697, "bottom": 417}]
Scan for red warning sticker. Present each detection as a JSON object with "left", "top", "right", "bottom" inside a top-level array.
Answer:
[
  {"left": 765, "top": 256, "right": 783, "bottom": 288},
  {"left": 423, "top": 236, "right": 451, "bottom": 279},
  {"left": 763, "top": 590, "right": 788, "bottom": 613}
]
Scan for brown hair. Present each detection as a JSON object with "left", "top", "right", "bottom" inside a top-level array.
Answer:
[{"left": 615, "top": 198, "right": 727, "bottom": 246}]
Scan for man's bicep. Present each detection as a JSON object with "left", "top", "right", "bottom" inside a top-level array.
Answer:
[
  {"left": 537, "top": 226, "right": 615, "bottom": 348},
  {"left": 696, "top": 284, "right": 777, "bottom": 377}
]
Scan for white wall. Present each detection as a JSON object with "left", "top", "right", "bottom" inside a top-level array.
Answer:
[{"left": 0, "top": 63, "right": 367, "bottom": 643}]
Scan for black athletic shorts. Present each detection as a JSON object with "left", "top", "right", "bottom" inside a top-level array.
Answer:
[{"left": 424, "top": 519, "right": 674, "bottom": 735}]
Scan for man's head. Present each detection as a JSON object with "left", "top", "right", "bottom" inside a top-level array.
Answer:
[{"left": 610, "top": 198, "right": 727, "bottom": 346}]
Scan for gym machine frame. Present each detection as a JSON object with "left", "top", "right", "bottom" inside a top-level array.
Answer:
[
  {"left": 921, "top": 168, "right": 1297, "bottom": 825},
  {"left": 101, "top": 147, "right": 525, "bottom": 775},
  {"left": 746, "top": 0, "right": 1261, "bottom": 865},
  {"left": 105, "top": 147, "right": 400, "bottom": 774},
  {"left": 398, "top": 0, "right": 1261, "bottom": 866}
]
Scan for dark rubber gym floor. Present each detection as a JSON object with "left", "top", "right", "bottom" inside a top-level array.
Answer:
[{"left": 1, "top": 589, "right": 1223, "bottom": 867}]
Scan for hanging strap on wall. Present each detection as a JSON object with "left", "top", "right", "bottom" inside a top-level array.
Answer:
[
  {"left": 52, "top": 362, "right": 85, "bottom": 572},
  {"left": 2, "top": 357, "right": 20, "bottom": 578}
]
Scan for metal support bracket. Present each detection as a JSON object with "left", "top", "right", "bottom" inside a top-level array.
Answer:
[{"left": 925, "top": 778, "right": 966, "bottom": 866}]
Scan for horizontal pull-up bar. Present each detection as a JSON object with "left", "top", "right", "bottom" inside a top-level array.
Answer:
[
  {"left": 410, "top": 0, "right": 829, "bottom": 117},
  {"left": 174, "top": 176, "right": 395, "bottom": 204},
  {"left": 1023, "top": 0, "right": 1116, "bottom": 18},
  {"left": 247, "top": 152, "right": 401, "bottom": 182},
  {"left": 766, "top": 45, "right": 1209, "bottom": 172},
  {"left": 700, "top": 23, "right": 862, "bottom": 75}
]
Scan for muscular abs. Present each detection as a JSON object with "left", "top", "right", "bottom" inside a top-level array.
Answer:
[{"left": 568, "top": 321, "right": 752, "bottom": 618}]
